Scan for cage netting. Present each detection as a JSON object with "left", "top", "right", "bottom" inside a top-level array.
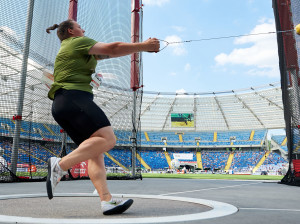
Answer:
[{"left": 0, "top": 0, "right": 142, "bottom": 182}]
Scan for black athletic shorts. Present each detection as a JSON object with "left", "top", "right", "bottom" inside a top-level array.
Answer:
[{"left": 52, "top": 88, "right": 111, "bottom": 145}]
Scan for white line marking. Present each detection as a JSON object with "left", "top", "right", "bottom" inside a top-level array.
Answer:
[
  {"left": 0, "top": 193, "right": 238, "bottom": 224},
  {"left": 160, "top": 182, "right": 260, "bottom": 196},
  {"left": 240, "top": 208, "right": 300, "bottom": 212}
]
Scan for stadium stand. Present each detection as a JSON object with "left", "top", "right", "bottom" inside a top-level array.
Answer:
[
  {"left": 231, "top": 150, "right": 265, "bottom": 172},
  {"left": 0, "top": 134, "right": 288, "bottom": 176},
  {"left": 0, "top": 116, "right": 269, "bottom": 148},
  {"left": 0, "top": 115, "right": 287, "bottom": 177},
  {"left": 105, "top": 148, "right": 132, "bottom": 168},
  {"left": 138, "top": 129, "right": 267, "bottom": 147},
  {"left": 272, "top": 135, "right": 288, "bottom": 152},
  {"left": 264, "top": 152, "right": 287, "bottom": 165},
  {"left": 255, "top": 152, "right": 287, "bottom": 174},
  {"left": 139, "top": 149, "right": 169, "bottom": 170},
  {"left": 201, "top": 150, "right": 230, "bottom": 170}
]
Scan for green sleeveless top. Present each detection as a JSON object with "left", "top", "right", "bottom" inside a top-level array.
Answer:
[{"left": 48, "top": 36, "right": 98, "bottom": 100}]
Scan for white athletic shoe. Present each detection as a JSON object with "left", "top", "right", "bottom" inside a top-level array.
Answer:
[
  {"left": 46, "top": 157, "right": 68, "bottom": 200},
  {"left": 101, "top": 198, "right": 134, "bottom": 215}
]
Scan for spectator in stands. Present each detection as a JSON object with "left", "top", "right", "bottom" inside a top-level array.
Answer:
[{"left": 46, "top": 19, "right": 159, "bottom": 215}]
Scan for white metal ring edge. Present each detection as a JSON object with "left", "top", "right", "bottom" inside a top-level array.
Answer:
[{"left": 0, "top": 193, "right": 238, "bottom": 224}]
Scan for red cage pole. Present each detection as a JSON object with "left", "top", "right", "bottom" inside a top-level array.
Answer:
[
  {"left": 277, "top": 0, "right": 299, "bottom": 85},
  {"left": 68, "top": 0, "right": 78, "bottom": 21},
  {"left": 131, "top": 0, "right": 140, "bottom": 91}
]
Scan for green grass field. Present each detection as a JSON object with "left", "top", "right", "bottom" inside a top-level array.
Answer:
[
  {"left": 8, "top": 172, "right": 283, "bottom": 181},
  {"left": 141, "top": 173, "right": 283, "bottom": 180}
]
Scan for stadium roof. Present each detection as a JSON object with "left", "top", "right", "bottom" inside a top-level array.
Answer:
[{"left": 140, "top": 84, "right": 284, "bottom": 131}]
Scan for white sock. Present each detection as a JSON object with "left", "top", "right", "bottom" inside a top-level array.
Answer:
[{"left": 55, "top": 158, "right": 63, "bottom": 172}]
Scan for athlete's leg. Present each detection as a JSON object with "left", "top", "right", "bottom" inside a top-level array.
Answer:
[
  {"left": 88, "top": 153, "right": 111, "bottom": 201},
  {"left": 58, "top": 126, "right": 115, "bottom": 170},
  {"left": 58, "top": 126, "right": 115, "bottom": 201},
  {"left": 50, "top": 90, "right": 117, "bottom": 202}
]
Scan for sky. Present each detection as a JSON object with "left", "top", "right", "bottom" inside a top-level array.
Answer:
[
  {"left": 141, "top": 0, "right": 280, "bottom": 94},
  {"left": 0, "top": 0, "right": 285, "bottom": 136}
]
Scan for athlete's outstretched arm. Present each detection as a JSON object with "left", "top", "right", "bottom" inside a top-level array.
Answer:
[{"left": 88, "top": 38, "right": 160, "bottom": 60}]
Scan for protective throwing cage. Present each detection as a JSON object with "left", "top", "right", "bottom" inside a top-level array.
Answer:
[
  {"left": 273, "top": 0, "right": 300, "bottom": 185},
  {"left": 1, "top": 0, "right": 300, "bottom": 185},
  {"left": 0, "top": 0, "right": 143, "bottom": 182}
]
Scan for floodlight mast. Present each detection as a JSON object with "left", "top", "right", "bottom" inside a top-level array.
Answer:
[{"left": 11, "top": 0, "right": 35, "bottom": 177}]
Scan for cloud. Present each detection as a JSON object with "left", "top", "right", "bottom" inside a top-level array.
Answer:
[
  {"left": 176, "top": 88, "right": 186, "bottom": 94},
  {"left": 245, "top": 66, "right": 279, "bottom": 78},
  {"left": 172, "top": 26, "right": 186, "bottom": 32},
  {"left": 184, "top": 63, "right": 191, "bottom": 72},
  {"left": 143, "top": 0, "right": 170, "bottom": 7},
  {"left": 169, "top": 72, "right": 177, "bottom": 76},
  {"left": 197, "top": 31, "right": 203, "bottom": 36},
  {"left": 164, "top": 35, "right": 187, "bottom": 56},
  {"left": 214, "top": 19, "right": 279, "bottom": 78}
]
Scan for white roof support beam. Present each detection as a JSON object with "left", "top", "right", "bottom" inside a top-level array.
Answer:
[
  {"left": 109, "top": 101, "right": 132, "bottom": 120},
  {"left": 255, "top": 90, "right": 283, "bottom": 110},
  {"left": 95, "top": 93, "right": 119, "bottom": 107},
  {"left": 141, "top": 93, "right": 160, "bottom": 116},
  {"left": 234, "top": 94, "right": 265, "bottom": 128},
  {"left": 162, "top": 97, "right": 176, "bottom": 131},
  {"left": 214, "top": 94, "right": 230, "bottom": 130}
]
